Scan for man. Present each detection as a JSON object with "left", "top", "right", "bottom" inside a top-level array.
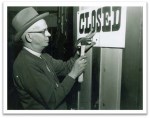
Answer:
[{"left": 12, "top": 7, "right": 95, "bottom": 110}]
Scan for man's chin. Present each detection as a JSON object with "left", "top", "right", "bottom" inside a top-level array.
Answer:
[
  {"left": 45, "top": 42, "right": 49, "bottom": 46},
  {"left": 42, "top": 44, "right": 49, "bottom": 49}
]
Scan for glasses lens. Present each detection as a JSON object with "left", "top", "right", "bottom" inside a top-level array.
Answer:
[{"left": 28, "top": 29, "right": 46, "bottom": 35}]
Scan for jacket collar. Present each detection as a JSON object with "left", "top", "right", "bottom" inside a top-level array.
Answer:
[{"left": 23, "top": 46, "right": 41, "bottom": 58}]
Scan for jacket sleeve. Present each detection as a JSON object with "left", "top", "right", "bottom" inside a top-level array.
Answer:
[
  {"left": 13, "top": 61, "right": 75, "bottom": 109},
  {"left": 45, "top": 54, "right": 79, "bottom": 77}
]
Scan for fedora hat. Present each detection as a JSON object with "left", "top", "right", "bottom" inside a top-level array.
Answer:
[{"left": 12, "top": 7, "right": 50, "bottom": 42}]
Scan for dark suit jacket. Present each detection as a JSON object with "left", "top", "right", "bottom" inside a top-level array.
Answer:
[{"left": 13, "top": 48, "right": 77, "bottom": 110}]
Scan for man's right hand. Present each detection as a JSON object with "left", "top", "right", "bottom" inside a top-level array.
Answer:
[{"left": 68, "top": 56, "right": 87, "bottom": 79}]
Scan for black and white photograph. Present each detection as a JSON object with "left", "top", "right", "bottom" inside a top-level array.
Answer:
[{"left": 1, "top": 0, "right": 148, "bottom": 115}]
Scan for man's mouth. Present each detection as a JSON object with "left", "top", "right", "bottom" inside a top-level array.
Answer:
[
  {"left": 45, "top": 37, "right": 49, "bottom": 42},
  {"left": 45, "top": 40, "right": 49, "bottom": 43}
]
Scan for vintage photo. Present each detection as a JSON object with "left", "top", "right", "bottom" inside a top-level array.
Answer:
[{"left": 3, "top": 1, "right": 147, "bottom": 114}]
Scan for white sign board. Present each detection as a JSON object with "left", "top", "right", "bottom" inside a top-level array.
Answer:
[{"left": 77, "top": 6, "right": 127, "bottom": 48}]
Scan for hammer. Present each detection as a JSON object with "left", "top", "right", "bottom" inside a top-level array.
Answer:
[
  {"left": 77, "top": 30, "right": 96, "bottom": 83},
  {"left": 76, "top": 30, "right": 96, "bottom": 109}
]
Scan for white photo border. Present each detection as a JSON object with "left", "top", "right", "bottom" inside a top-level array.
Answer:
[{"left": 2, "top": 1, "right": 147, "bottom": 115}]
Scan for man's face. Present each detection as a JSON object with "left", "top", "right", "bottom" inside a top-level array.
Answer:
[{"left": 27, "top": 19, "right": 51, "bottom": 48}]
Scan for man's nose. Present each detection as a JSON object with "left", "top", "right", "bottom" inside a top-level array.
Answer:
[{"left": 45, "top": 30, "right": 51, "bottom": 37}]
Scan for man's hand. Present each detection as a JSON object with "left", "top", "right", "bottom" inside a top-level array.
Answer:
[
  {"left": 76, "top": 41, "right": 96, "bottom": 55},
  {"left": 68, "top": 56, "right": 87, "bottom": 79},
  {"left": 75, "top": 29, "right": 96, "bottom": 54}
]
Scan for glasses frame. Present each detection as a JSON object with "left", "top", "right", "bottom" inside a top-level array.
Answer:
[{"left": 27, "top": 29, "right": 48, "bottom": 35}]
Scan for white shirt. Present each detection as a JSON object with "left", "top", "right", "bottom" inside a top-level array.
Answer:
[{"left": 24, "top": 47, "right": 41, "bottom": 58}]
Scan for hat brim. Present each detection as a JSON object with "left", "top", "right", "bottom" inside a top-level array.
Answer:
[{"left": 14, "top": 12, "right": 51, "bottom": 42}]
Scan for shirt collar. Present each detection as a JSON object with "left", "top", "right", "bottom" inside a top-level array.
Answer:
[{"left": 24, "top": 47, "right": 41, "bottom": 58}]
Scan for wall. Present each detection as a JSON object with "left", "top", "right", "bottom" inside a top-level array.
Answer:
[
  {"left": 99, "top": 48, "right": 122, "bottom": 109},
  {"left": 121, "top": 7, "right": 143, "bottom": 110}
]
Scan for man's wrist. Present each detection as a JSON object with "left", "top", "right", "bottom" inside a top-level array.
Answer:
[{"left": 68, "top": 72, "right": 77, "bottom": 80}]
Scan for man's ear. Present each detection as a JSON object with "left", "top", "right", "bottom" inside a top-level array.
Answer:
[{"left": 25, "top": 33, "right": 32, "bottom": 43}]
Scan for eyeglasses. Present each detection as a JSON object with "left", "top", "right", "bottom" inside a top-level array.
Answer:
[{"left": 28, "top": 29, "right": 48, "bottom": 35}]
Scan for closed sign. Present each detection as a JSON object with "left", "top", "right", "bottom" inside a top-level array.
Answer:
[{"left": 77, "top": 6, "right": 127, "bottom": 48}]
